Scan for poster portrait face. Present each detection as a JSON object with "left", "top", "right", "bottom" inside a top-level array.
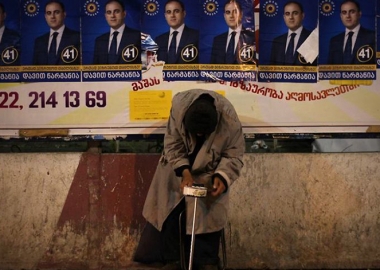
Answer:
[
  {"left": 199, "top": 0, "right": 255, "bottom": 64},
  {"left": 44, "top": 1, "right": 66, "bottom": 30},
  {"left": 259, "top": 0, "right": 318, "bottom": 66},
  {"left": 20, "top": 0, "right": 81, "bottom": 65},
  {"left": 104, "top": 0, "right": 126, "bottom": 30},
  {"left": 81, "top": 0, "right": 141, "bottom": 65},
  {"left": 283, "top": 2, "right": 305, "bottom": 31},
  {"left": 140, "top": 0, "right": 200, "bottom": 68},
  {"left": 339, "top": 0, "right": 361, "bottom": 30},
  {"left": 164, "top": 0, "right": 186, "bottom": 30},
  {"left": 319, "top": 0, "right": 376, "bottom": 65},
  {"left": 223, "top": 1, "right": 243, "bottom": 30},
  {"left": 141, "top": 0, "right": 199, "bottom": 40}
]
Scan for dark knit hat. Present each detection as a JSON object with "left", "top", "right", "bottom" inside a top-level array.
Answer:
[{"left": 184, "top": 96, "right": 217, "bottom": 134}]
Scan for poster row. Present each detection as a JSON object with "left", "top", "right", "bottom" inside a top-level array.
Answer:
[{"left": 0, "top": 0, "right": 379, "bottom": 83}]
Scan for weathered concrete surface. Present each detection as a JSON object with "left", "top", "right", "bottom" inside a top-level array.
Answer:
[
  {"left": 0, "top": 153, "right": 379, "bottom": 269},
  {"left": 228, "top": 153, "right": 380, "bottom": 269},
  {"left": 0, "top": 153, "right": 81, "bottom": 270},
  {"left": 34, "top": 153, "right": 160, "bottom": 270}
]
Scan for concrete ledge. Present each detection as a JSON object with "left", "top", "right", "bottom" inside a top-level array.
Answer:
[{"left": 0, "top": 153, "right": 379, "bottom": 269}]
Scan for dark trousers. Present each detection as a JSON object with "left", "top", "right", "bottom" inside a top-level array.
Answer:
[{"left": 134, "top": 199, "right": 221, "bottom": 267}]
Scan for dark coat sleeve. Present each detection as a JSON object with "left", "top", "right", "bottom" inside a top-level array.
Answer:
[
  {"left": 328, "top": 27, "right": 375, "bottom": 65},
  {"left": 0, "top": 28, "right": 21, "bottom": 65},
  {"left": 93, "top": 26, "right": 142, "bottom": 65},
  {"left": 155, "top": 31, "right": 170, "bottom": 62},
  {"left": 32, "top": 27, "right": 80, "bottom": 65},
  {"left": 118, "top": 26, "right": 141, "bottom": 64},
  {"left": 210, "top": 32, "right": 228, "bottom": 64},
  {"left": 58, "top": 27, "right": 80, "bottom": 65},
  {"left": 177, "top": 26, "right": 199, "bottom": 64},
  {"left": 93, "top": 33, "right": 109, "bottom": 64},
  {"left": 155, "top": 26, "right": 199, "bottom": 64},
  {"left": 270, "top": 33, "right": 287, "bottom": 65},
  {"left": 33, "top": 33, "right": 50, "bottom": 65}
]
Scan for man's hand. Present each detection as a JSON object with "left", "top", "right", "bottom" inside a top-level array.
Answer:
[
  {"left": 180, "top": 169, "right": 193, "bottom": 192},
  {"left": 211, "top": 176, "right": 226, "bottom": 197}
]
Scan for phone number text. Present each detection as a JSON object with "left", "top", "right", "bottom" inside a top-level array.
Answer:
[{"left": 0, "top": 91, "right": 107, "bottom": 110}]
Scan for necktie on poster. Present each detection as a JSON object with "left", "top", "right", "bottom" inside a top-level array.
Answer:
[
  {"left": 297, "top": 25, "right": 319, "bottom": 64},
  {"left": 168, "top": 30, "right": 178, "bottom": 64},
  {"left": 285, "top": 32, "right": 296, "bottom": 64},
  {"left": 48, "top": 32, "right": 58, "bottom": 65},
  {"left": 343, "top": 31, "right": 354, "bottom": 64},
  {"left": 108, "top": 31, "right": 119, "bottom": 64},
  {"left": 225, "top": 31, "right": 236, "bottom": 64}
]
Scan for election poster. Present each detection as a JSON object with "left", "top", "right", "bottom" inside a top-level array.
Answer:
[
  {"left": 81, "top": 0, "right": 142, "bottom": 82},
  {"left": 21, "top": 0, "right": 81, "bottom": 82},
  {"left": 199, "top": 0, "right": 257, "bottom": 81},
  {"left": 141, "top": 0, "right": 201, "bottom": 81},
  {"left": 258, "top": 0, "right": 318, "bottom": 83},
  {"left": 319, "top": 0, "right": 376, "bottom": 83},
  {"left": 0, "top": 0, "right": 380, "bottom": 137},
  {"left": 0, "top": 0, "right": 21, "bottom": 82}
]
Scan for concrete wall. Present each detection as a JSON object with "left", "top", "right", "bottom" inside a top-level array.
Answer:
[{"left": 0, "top": 153, "right": 379, "bottom": 269}]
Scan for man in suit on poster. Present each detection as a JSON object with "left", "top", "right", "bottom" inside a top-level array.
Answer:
[
  {"left": 270, "top": 1, "right": 315, "bottom": 65},
  {"left": 210, "top": 0, "right": 256, "bottom": 65},
  {"left": 154, "top": 0, "right": 199, "bottom": 64},
  {"left": 0, "top": 2, "right": 20, "bottom": 65},
  {"left": 93, "top": 0, "right": 141, "bottom": 65},
  {"left": 32, "top": 0, "right": 80, "bottom": 65},
  {"left": 327, "top": 0, "right": 375, "bottom": 65}
]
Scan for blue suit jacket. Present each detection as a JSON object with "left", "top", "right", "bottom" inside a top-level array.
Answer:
[
  {"left": 328, "top": 26, "right": 375, "bottom": 64},
  {"left": 32, "top": 27, "right": 80, "bottom": 65},
  {"left": 155, "top": 26, "right": 199, "bottom": 64},
  {"left": 93, "top": 26, "right": 141, "bottom": 64},
  {"left": 210, "top": 28, "right": 256, "bottom": 64},
  {"left": 270, "top": 27, "right": 315, "bottom": 65},
  {"left": 0, "top": 27, "right": 21, "bottom": 65}
]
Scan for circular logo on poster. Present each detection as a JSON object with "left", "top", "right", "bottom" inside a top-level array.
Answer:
[
  {"left": 122, "top": 45, "right": 139, "bottom": 63},
  {"left": 84, "top": 0, "right": 100, "bottom": 16},
  {"left": 298, "top": 53, "right": 308, "bottom": 65},
  {"left": 356, "top": 45, "right": 374, "bottom": 63},
  {"left": 181, "top": 44, "right": 198, "bottom": 62},
  {"left": 24, "top": 0, "right": 40, "bottom": 17},
  {"left": 319, "top": 0, "right": 335, "bottom": 16},
  {"left": 238, "top": 45, "right": 255, "bottom": 63},
  {"left": 1, "top": 47, "right": 19, "bottom": 65},
  {"left": 203, "top": 0, "right": 219, "bottom": 16},
  {"left": 262, "top": 0, "right": 278, "bottom": 17},
  {"left": 144, "top": 0, "right": 159, "bottom": 16},
  {"left": 60, "top": 46, "right": 79, "bottom": 64}
]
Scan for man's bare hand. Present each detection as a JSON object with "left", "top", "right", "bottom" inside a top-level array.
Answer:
[
  {"left": 211, "top": 176, "right": 226, "bottom": 197},
  {"left": 180, "top": 169, "right": 193, "bottom": 192}
]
